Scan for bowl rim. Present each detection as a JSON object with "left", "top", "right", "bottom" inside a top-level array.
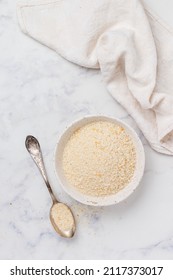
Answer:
[{"left": 54, "top": 114, "right": 145, "bottom": 206}]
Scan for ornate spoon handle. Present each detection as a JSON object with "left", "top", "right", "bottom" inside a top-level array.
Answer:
[{"left": 25, "top": 135, "right": 57, "bottom": 204}]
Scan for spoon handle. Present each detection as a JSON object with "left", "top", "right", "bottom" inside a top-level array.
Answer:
[{"left": 25, "top": 135, "right": 57, "bottom": 204}]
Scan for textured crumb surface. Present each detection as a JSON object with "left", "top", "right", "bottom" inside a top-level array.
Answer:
[
  {"left": 62, "top": 121, "right": 136, "bottom": 197},
  {"left": 51, "top": 203, "right": 74, "bottom": 232}
]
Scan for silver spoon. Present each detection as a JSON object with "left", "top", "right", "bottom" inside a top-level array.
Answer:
[{"left": 25, "top": 135, "right": 76, "bottom": 238}]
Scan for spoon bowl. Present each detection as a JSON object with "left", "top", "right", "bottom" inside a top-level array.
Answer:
[{"left": 50, "top": 202, "right": 76, "bottom": 238}]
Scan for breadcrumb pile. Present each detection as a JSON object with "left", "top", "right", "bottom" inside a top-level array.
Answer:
[
  {"left": 62, "top": 121, "right": 136, "bottom": 197},
  {"left": 51, "top": 203, "right": 74, "bottom": 231}
]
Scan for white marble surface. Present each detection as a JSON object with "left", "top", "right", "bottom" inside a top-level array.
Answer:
[{"left": 0, "top": 0, "right": 173, "bottom": 260}]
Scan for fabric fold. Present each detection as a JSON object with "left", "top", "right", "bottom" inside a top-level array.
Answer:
[{"left": 17, "top": 0, "right": 173, "bottom": 155}]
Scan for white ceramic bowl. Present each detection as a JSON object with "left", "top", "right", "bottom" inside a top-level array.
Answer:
[{"left": 54, "top": 115, "right": 145, "bottom": 206}]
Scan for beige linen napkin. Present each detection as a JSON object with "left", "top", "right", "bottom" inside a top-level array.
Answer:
[{"left": 17, "top": 0, "right": 173, "bottom": 155}]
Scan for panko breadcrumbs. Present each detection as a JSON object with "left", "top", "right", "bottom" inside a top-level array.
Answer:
[{"left": 62, "top": 121, "right": 136, "bottom": 197}]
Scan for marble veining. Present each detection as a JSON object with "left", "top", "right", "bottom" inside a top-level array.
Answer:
[{"left": 0, "top": 0, "right": 173, "bottom": 259}]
